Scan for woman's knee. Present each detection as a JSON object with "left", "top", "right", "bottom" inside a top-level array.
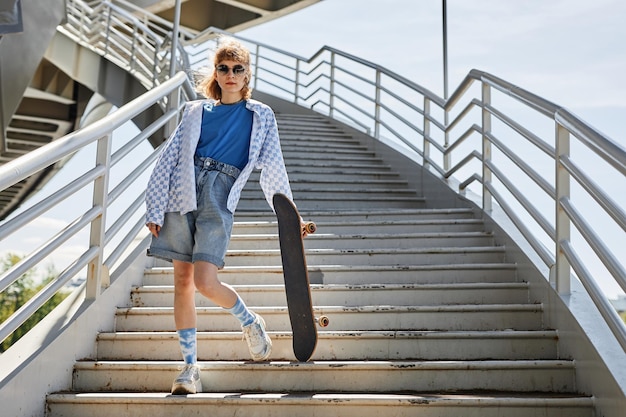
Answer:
[
  {"left": 194, "top": 274, "right": 221, "bottom": 298},
  {"left": 173, "top": 261, "right": 195, "bottom": 293},
  {"left": 193, "top": 262, "right": 222, "bottom": 298}
]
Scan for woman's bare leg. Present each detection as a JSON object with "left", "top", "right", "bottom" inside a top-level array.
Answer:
[
  {"left": 173, "top": 260, "right": 198, "bottom": 330},
  {"left": 174, "top": 259, "right": 270, "bottom": 361},
  {"left": 171, "top": 260, "right": 202, "bottom": 394},
  {"left": 192, "top": 260, "right": 237, "bottom": 309}
]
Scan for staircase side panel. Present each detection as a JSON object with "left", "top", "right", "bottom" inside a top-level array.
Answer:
[
  {"left": 0, "top": 238, "right": 149, "bottom": 417},
  {"left": 481, "top": 199, "right": 626, "bottom": 417}
]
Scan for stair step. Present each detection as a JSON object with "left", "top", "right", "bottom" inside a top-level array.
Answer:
[
  {"left": 70, "top": 360, "right": 577, "bottom": 393},
  {"left": 281, "top": 142, "right": 369, "bottom": 152},
  {"left": 96, "top": 330, "right": 558, "bottom": 361},
  {"left": 284, "top": 153, "right": 387, "bottom": 164},
  {"left": 264, "top": 170, "right": 403, "bottom": 181},
  {"left": 282, "top": 146, "right": 375, "bottom": 156},
  {"left": 240, "top": 187, "right": 421, "bottom": 200},
  {"left": 231, "top": 218, "right": 487, "bottom": 234},
  {"left": 238, "top": 196, "right": 426, "bottom": 210},
  {"left": 279, "top": 123, "right": 348, "bottom": 131},
  {"left": 131, "top": 282, "right": 530, "bottom": 307},
  {"left": 280, "top": 126, "right": 352, "bottom": 135},
  {"left": 45, "top": 392, "right": 594, "bottom": 417},
  {"left": 229, "top": 231, "right": 495, "bottom": 250},
  {"left": 257, "top": 177, "right": 412, "bottom": 188},
  {"left": 280, "top": 133, "right": 356, "bottom": 142},
  {"left": 234, "top": 208, "right": 478, "bottom": 222},
  {"left": 143, "top": 263, "right": 519, "bottom": 286},
  {"left": 114, "top": 304, "right": 544, "bottom": 332},
  {"left": 283, "top": 160, "right": 396, "bottom": 172},
  {"left": 222, "top": 246, "right": 507, "bottom": 267}
]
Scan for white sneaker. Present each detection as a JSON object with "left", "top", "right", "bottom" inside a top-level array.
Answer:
[
  {"left": 242, "top": 313, "right": 272, "bottom": 361},
  {"left": 171, "top": 364, "right": 202, "bottom": 395}
]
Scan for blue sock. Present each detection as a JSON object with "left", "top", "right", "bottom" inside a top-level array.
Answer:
[
  {"left": 226, "top": 296, "right": 256, "bottom": 327},
  {"left": 177, "top": 328, "right": 197, "bottom": 364}
]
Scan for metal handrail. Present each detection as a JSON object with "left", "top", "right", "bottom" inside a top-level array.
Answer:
[
  {"left": 0, "top": 72, "right": 193, "bottom": 344},
  {"left": 172, "top": 24, "right": 626, "bottom": 350},
  {"left": 64, "top": 0, "right": 187, "bottom": 88}
]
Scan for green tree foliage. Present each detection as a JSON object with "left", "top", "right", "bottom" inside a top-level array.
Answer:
[{"left": 0, "top": 253, "right": 69, "bottom": 352}]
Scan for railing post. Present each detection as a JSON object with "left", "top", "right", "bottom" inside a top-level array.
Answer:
[
  {"left": 165, "top": 87, "right": 180, "bottom": 138},
  {"left": 443, "top": 109, "right": 450, "bottom": 171},
  {"left": 104, "top": 6, "right": 113, "bottom": 57},
  {"left": 78, "top": 1, "right": 87, "bottom": 40},
  {"left": 85, "top": 134, "right": 112, "bottom": 299},
  {"left": 164, "top": 0, "right": 183, "bottom": 118},
  {"left": 329, "top": 51, "right": 336, "bottom": 118},
  {"left": 555, "top": 123, "right": 571, "bottom": 294},
  {"left": 254, "top": 44, "right": 260, "bottom": 90},
  {"left": 374, "top": 69, "right": 381, "bottom": 139},
  {"left": 152, "top": 46, "right": 159, "bottom": 87},
  {"left": 169, "top": 0, "right": 182, "bottom": 79},
  {"left": 294, "top": 59, "right": 300, "bottom": 105},
  {"left": 423, "top": 97, "right": 431, "bottom": 168},
  {"left": 130, "top": 26, "right": 138, "bottom": 72},
  {"left": 481, "top": 82, "right": 493, "bottom": 212}
]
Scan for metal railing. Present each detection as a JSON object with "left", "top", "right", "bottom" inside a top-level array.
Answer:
[
  {"left": 1, "top": 0, "right": 625, "bottom": 354},
  {"left": 63, "top": 0, "right": 189, "bottom": 88},
  {"left": 180, "top": 29, "right": 626, "bottom": 351},
  {"left": 0, "top": 72, "right": 195, "bottom": 344}
]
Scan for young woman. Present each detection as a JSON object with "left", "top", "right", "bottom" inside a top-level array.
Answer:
[{"left": 145, "top": 37, "right": 304, "bottom": 395}]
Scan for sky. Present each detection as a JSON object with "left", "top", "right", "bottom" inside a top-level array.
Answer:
[
  {"left": 241, "top": 0, "right": 626, "bottom": 142},
  {"left": 239, "top": 0, "right": 626, "bottom": 299},
  {"left": 1, "top": 0, "right": 625, "bottom": 299}
]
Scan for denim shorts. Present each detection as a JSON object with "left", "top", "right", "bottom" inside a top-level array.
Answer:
[{"left": 147, "top": 157, "right": 240, "bottom": 268}]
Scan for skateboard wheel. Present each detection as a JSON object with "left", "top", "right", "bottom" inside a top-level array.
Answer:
[
  {"left": 304, "top": 222, "right": 316, "bottom": 234},
  {"left": 316, "top": 315, "right": 330, "bottom": 327}
]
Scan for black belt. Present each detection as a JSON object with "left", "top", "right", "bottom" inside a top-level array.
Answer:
[{"left": 194, "top": 156, "right": 241, "bottom": 179}]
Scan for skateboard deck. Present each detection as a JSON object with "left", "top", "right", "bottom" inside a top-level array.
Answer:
[{"left": 273, "top": 193, "right": 327, "bottom": 362}]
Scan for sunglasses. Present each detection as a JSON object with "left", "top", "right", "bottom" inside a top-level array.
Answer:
[{"left": 215, "top": 64, "right": 246, "bottom": 76}]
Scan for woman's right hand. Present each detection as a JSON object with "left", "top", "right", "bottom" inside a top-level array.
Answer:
[{"left": 147, "top": 223, "right": 161, "bottom": 238}]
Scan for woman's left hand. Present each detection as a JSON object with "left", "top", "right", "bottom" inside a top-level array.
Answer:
[{"left": 300, "top": 219, "right": 316, "bottom": 237}]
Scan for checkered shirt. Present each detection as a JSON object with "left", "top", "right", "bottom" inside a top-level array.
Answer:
[{"left": 145, "top": 99, "right": 293, "bottom": 226}]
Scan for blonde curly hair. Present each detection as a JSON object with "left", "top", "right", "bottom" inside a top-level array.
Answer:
[{"left": 197, "top": 37, "right": 252, "bottom": 101}]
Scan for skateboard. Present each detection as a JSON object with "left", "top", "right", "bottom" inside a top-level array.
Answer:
[{"left": 273, "top": 193, "right": 328, "bottom": 362}]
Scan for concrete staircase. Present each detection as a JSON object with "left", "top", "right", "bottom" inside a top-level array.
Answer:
[
  {"left": 0, "top": 0, "right": 78, "bottom": 220},
  {"left": 45, "top": 114, "right": 594, "bottom": 416}
]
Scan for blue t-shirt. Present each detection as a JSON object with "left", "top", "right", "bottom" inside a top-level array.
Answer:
[{"left": 195, "top": 101, "right": 253, "bottom": 169}]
